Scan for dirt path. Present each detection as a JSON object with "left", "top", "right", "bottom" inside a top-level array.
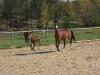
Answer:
[{"left": 0, "top": 41, "right": 100, "bottom": 75}]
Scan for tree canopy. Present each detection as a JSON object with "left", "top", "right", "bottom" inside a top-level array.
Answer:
[{"left": 0, "top": 0, "right": 100, "bottom": 30}]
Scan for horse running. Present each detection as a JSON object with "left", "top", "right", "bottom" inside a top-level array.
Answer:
[
  {"left": 54, "top": 24, "right": 75, "bottom": 51},
  {"left": 27, "top": 32, "right": 41, "bottom": 51}
]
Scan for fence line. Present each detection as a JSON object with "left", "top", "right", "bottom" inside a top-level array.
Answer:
[
  {"left": 76, "top": 39, "right": 100, "bottom": 43},
  {"left": 0, "top": 27, "right": 100, "bottom": 48},
  {"left": 71, "top": 27, "right": 100, "bottom": 30},
  {"left": 0, "top": 27, "right": 100, "bottom": 34}
]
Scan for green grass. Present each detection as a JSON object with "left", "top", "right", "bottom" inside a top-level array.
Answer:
[
  {"left": 74, "top": 28, "right": 100, "bottom": 40},
  {"left": 0, "top": 28, "right": 100, "bottom": 48}
]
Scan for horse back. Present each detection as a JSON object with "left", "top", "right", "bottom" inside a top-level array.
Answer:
[
  {"left": 60, "top": 29, "right": 72, "bottom": 40},
  {"left": 31, "top": 35, "right": 40, "bottom": 43}
]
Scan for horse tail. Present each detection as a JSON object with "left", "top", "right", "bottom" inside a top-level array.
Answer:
[{"left": 71, "top": 30, "right": 75, "bottom": 41}]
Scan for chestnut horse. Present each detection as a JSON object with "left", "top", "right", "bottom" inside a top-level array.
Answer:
[
  {"left": 27, "top": 32, "right": 41, "bottom": 51},
  {"left": 54, "top": 24, "right": 75, "bottom": 51}
]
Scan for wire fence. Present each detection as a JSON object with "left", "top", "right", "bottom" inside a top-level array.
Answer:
[{"left": 0, "top": 27, "right": 100, "bottom": 49}]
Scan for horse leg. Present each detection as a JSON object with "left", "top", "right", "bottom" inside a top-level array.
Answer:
[
  {"left": 57, "top": 41, "right": 60, "bottom": 51},
  {"left": 32, "top": 43, "right": 35, "bottom": 51},
  {"left": 55, "top": 40, "right": 60, "bottom": 51},
  {"left": 63, "top": 39, "right": 66, "bottom": 48},
  {"left": 69, "top": 38, "right": 72, "bottom": 49},
  {"left": 55, "top": 40, "right": 58, "bottom": 50},
  {"left": 58, "top": 41, "right": 60, "bottom": 51},
  {"left": 30, "top": 43, "right": 33, "bottom": 51},
  {"left": 30, "top": 42, "right": 35, "bottom": 51}
]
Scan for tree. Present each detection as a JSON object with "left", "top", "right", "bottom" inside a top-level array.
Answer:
[
  {"left": 37, "top": 0, "right": 49, "bottom": 28},
  {"left": 78, "top": 0, "right": 92, "bottom": 26},
  {"left": 1, "top": 0, "right": 14, "bottom": 29},
  {"left": 89, "top": 0, "right": 100, "bottom": 26},
  {"left": 78, "top": 0, "right": 100, "bottom": 26}
]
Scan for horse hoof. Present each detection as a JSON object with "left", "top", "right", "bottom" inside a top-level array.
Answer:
[
  {"left": 57, "top": 49, "right": 60, "bottom": 52},
  {"left": 70, "top": 47, "right": 73, "bottom": 50},
  {"left": 31, "top": 49, "right": 34, "bottom": 51},
  {"left": 62, "top": 49, "right": 64, "bottom": 52},
  {"left": 56, "top": 50, "right": 59, "bottom": 52}
]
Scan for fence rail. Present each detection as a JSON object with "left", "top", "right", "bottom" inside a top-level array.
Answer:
[{"left": 0, "top": 27, "right": 100, "bottom": 34}]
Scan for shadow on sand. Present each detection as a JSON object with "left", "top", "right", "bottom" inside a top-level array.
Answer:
[{"left": 14, "top": 50, "right": 55, "bottom": 56}]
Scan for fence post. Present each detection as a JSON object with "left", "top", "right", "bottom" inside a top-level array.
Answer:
[{"left": 11, "top": 31, "right": 14, "bottom": 48}]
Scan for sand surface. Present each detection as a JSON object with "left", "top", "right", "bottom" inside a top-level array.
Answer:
[{"left": 0, "top": 41, "right": 100, "bottom": 75}]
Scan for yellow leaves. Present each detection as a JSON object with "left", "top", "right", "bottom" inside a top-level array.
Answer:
[
  {"left": 79, "top": 0, "right": 92, "bottom": 16},
  {"left": 40, "top": 0, "right": 49, "bottom": 26},
  {"left": 65, "top": 0, "right": 73, "bottom": 16}
]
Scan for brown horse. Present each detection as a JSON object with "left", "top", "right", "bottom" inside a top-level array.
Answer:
[
  {"left": 54, "top": 24, "right": 75, "bottom": 51},
  {"left": 28, "top": 32, "right": 41, "bottom": 51}
]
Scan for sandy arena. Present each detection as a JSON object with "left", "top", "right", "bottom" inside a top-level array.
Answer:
[{"left": 0, "top": 41, "right": 100, "bottom": 75}]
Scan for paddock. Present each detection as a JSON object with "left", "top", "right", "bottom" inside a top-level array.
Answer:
[{"left": 0, "top": 40, "right": 100, "bottom": 75}]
